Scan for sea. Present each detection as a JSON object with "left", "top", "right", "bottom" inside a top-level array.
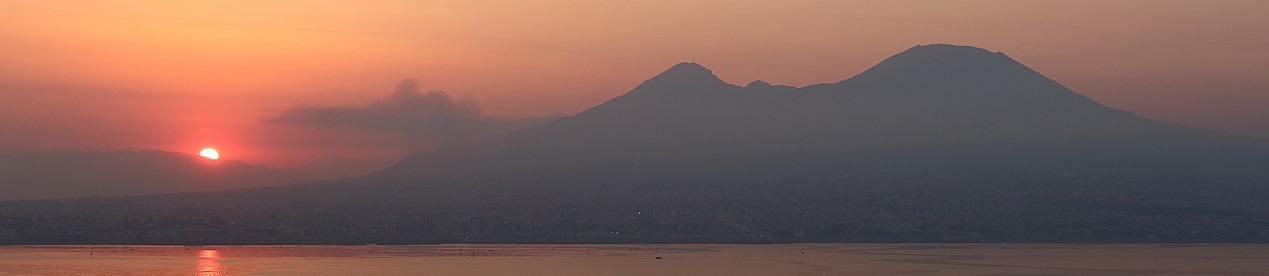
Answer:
[{"left": 1, "top": 243, "right": 1266, "bottom": 275}]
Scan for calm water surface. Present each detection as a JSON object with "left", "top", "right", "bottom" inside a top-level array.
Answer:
[{"left": 1, "top": 244, "right": 1267, "bottom": 275}]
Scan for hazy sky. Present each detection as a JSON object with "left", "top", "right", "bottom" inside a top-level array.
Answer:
[{"left": 2, "top": 0, "right": 1267, "bottom": 166}]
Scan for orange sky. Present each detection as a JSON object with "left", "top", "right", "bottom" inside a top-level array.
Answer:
[{"left": 2, "top": 0, "right": 1267, "bottom": 166}]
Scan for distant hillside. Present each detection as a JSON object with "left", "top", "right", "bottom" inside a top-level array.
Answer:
[
  {"left": 362, "top": 44, "right": 1269, "bottom": 198},
  {"left": 0, "top": 150, "right": 393, "bottom": 201}
]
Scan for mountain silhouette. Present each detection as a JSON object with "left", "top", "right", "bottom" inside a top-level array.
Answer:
[
  {"left": 353, "top": 44, "right": 1268, "bottom": 199},
  {"left": 5, "top": 44, "right": 1269, "bottom": 243}
]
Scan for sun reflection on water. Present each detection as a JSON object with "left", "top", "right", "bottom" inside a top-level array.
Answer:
[{"left": 196, "top": 249, "right": 223, "bottom": 276}]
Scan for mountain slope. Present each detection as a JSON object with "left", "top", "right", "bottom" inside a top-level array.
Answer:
[
  {"left": 363, "top": 44, "right": 1269, "bottom": 198},
  {"left": 0, "top": 150, "right": 391, "bottom": 200}
]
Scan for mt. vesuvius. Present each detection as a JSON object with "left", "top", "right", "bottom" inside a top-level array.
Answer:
[{"left": 4, "top": 44, "right": 1269, "bottom": 244}]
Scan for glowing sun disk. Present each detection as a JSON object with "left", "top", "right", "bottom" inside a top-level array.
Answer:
[{"left": 199, "top": 148, "right": 220, "bottom": 160}]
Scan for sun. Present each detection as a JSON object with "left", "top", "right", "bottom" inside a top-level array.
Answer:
[{"left": 199, "top": 148, "right": 220, "bottom": 160}]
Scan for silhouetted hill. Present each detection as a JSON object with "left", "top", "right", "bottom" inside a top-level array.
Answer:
[
  {"left": 4, "top": 44, "right": 1269, "bottom": 244},
  {"left": 359, "top": 44, "right": 1269, "bottom": 199},
  {"left": 281, "top": 156, "right": 397, "bottom": 185},
  {"left": 0, "top": 150, "right": 391, "bottom": 201}
]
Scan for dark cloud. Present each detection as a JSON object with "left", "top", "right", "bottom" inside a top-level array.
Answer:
[{"left": 265, "top": 79, "right": 558, "bottom": 151}]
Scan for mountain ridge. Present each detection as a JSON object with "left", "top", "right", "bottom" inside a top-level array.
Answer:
[{"left": 363, "top": 44, "right": 1267, "bottom": 197}]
